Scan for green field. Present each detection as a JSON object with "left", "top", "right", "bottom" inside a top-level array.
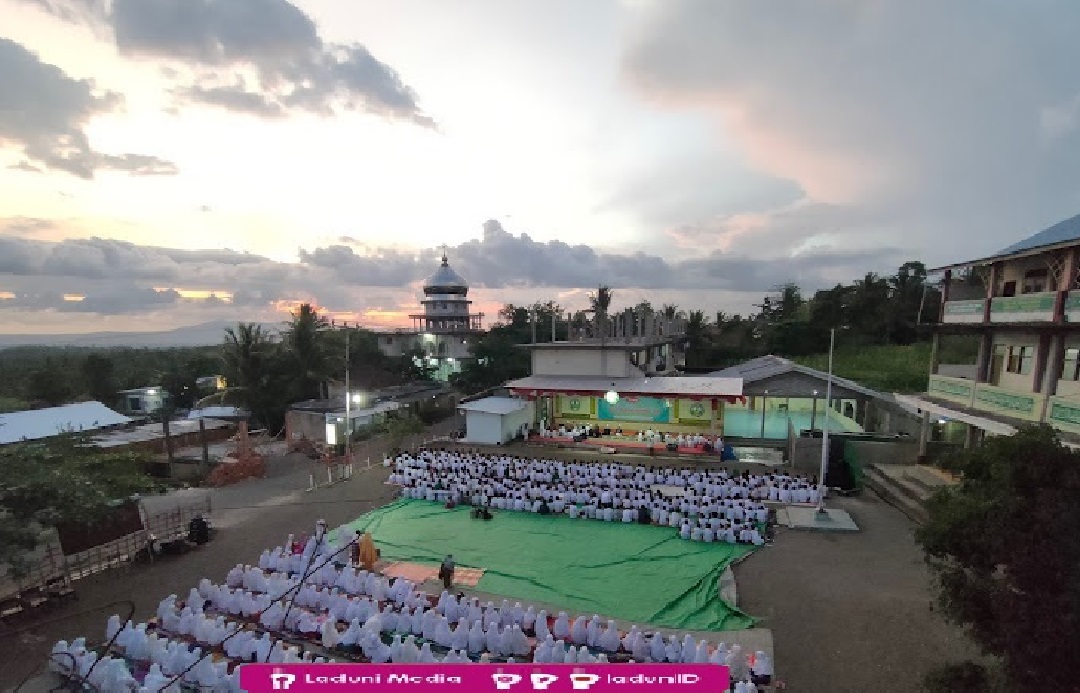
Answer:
[
  {"left": 794, "top": 340, "right": 977, "bottom": 394},
  {"left": 338, "top": 499, "right": 757, "bottom": 632}
]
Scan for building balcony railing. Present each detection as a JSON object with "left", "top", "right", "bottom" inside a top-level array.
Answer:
[
  {"left": 940, "top": 290, "right": 1076, "bottom": 325},
  {"left": 928, "top": 374, "right": 976, "bottom": 406},
  {"left": 1065, "top": 291, "right": 1080, "bottom": 323},
  {"left": 989, "top": 291, "right": 1056, "bottom": 323},
  {"left": 971, "top": 382, "right": 1043, "bottom": 421},
  {"left": 927, "top": 374, "right": 1044, "bottom": 422},
  {"left": 1047, "top": 395, "right": 1080, "bottom": 435},
  {"left": 941, "top": 299, "right": 986, "bottom": 324}
]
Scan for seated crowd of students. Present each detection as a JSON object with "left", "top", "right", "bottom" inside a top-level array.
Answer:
[
  {"left": 535, "top": 422, "right": 721, "bottom": 449},
  {"left": 50, "top": 526, "right": 774, "bottom": 691},
  {"left": 388, "top": 449, "right": 822, "bottom": 546}
]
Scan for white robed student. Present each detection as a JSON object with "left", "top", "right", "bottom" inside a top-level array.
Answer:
[
  {"left": 751, "top": 650, "right": 774, "bottom": 687},
  {"left": 648, "top": 632, "right": 667, "bottom": 662},
  {"left": 570, "top": 615, "right": 589, "bottom": 644},
  {"left": 549, "top": 611, "right": 569, "bottom": 640}
]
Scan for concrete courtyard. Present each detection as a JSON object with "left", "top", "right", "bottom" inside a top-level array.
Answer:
[{"left": 1, "top": 449, "right": 979, "bottom": 692}]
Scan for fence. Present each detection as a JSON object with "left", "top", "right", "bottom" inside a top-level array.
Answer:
[
  {"left": 143, "top": 495, "right": 213, "bottom": 543},
  {"left": 1, "top": 494, "right": 215, "bottom": 604},
  {"left": 305, "top": 416, "right": 463, "bottom": 492},
  {"left": 65, "top": 531, "right": 150, "bottom": 581}
]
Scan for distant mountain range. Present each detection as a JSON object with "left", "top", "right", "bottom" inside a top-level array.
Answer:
[{"left": 0, "top": 321, "right": 279, "bottom": 348}]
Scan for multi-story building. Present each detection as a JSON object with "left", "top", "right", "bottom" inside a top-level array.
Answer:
[
  {"left": 376, "top": 251, "right": 484, "bottom": 381},
  {"left": 899, "top": 212, "right": 1080, "bottom": 450}
]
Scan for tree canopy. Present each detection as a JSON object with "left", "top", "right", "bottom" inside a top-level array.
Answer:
[
  {"left": 916, "top": 425, "right": 1080, "bottom": 692},
  {"left": 0, "top": 437, "right": 162, "bottom": 574},
  {"left": 219, "top": 305, "right": 435, "bottom": 431},
  {"left": 450, "top": 259, "right": 960, "bottom": 394}
]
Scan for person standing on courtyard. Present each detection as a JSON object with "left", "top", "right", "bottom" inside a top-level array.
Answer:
[{"left": 438, "top": 555, "right": 456, "bottom": 590}]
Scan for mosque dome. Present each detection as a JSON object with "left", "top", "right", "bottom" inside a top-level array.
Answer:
[{"left": 423, "top": 252, "right": 469, "bottom": 296}]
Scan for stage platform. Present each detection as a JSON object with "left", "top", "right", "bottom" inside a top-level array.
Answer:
[{"left": 527, "top": 434, "right": 732, "bottom": 459}]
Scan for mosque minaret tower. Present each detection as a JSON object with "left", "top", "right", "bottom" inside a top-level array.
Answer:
[{"left": 379, "top": 248, "right": 484, "bottom": 381}]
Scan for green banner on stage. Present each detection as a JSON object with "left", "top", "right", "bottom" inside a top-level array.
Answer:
[{"left": 597, "top": 396, "right": 672, "bottom": 423}]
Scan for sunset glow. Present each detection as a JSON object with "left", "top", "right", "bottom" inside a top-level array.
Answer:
[{"left": 1, "top": 0, "right": 1077, "bottom": 335}]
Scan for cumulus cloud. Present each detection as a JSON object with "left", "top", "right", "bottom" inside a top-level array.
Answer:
[
  {"left": 0, "top": 37, "right": 178, "bottom": 178},
  {"left": 0, "top": 219, "right": 910, "bottom": 324},
  {"left": 621, "top": 0, "right": 1080, "bottom": 265},
  {"left": 28, "top": 0, "right": 435, "bottom": 127}
]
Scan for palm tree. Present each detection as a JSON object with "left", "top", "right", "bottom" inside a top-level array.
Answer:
[
  {"left": 685, "top": 310, "right": 711, "bottom": 368},
  {"left": 222, "top": 323, "right": 280, "bottom": 426},
  {"left": 222, "top": 323, "right": 274, "bottom": 393},
  {"left": 588, "top": 286, "right": 613, "bottom": 339},
  {"left": 283, "top": 303, "right": 332, "bottom": 400}
]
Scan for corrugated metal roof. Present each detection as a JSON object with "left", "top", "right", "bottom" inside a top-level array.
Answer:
[
  {"left": 0, "top": 401, "right": 131, "bottom": 445},
  {"left": 708, "top": 355, "right": 883, "bottom": 400},
  {"left": 506, "top": 375, "right": 743, "bottom": 398},
  {"left": 892, "top": 394, "right": 1016, "bottom": 435},
  {"left": 996, "top": 211, "right": 1080, "bottom": 256},
  {"left": 187, "top": 406, "right": 248, "bottom": 420},
  {"left": 458, "top": 397, "right": 528, "bottom": 415}
]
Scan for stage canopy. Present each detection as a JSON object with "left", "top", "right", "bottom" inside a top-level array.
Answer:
[{"left": 505, "top": 375, "right": 744, "bottom": 403}]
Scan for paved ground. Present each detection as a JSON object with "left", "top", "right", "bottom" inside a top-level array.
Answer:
[
  {"left": 735, "top": 491, "right": 982, "bottom": 692},
  {"left": 2, "top": 446, "right": 981, "bottom": 692}
]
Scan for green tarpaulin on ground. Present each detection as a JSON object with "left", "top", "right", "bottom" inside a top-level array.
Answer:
[{"left": 338, "top": 499, "right": 757, "bottom": 632}]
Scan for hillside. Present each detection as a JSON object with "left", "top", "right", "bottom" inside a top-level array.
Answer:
[
  {"left": 0, "top": 321, "right": 277, "bottom": 348},
  {"left": 793, "top": 341, "right": 971, "bottom": 394}
]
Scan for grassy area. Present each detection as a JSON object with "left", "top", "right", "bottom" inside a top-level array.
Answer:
[
  {"left": 794, "top": 342, "right": 938, "bottom": 394},
  {"left": 0, "top": 396, "right": 29, "bottom": 413}
]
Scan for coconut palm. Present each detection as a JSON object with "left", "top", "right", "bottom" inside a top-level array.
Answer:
[
  {"left": 283, "top": 303, "right": 333, "bottom": 400},
  {"left": 588, "top": 285, "right": 613, "bottom": 339},
  {"left": 221, "top": 323, "right": 281, "bottom": 427}
]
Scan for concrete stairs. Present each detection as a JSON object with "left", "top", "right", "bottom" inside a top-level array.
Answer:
[
  {"left": 863, "top": 464, "right": 955, "bottom": 524},
  {"left": 731, "top": 446, "right": 786, "bottom": 466}
]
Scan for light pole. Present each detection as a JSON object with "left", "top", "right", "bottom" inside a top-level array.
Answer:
[
  {"left": 760, "top": 389, "right": 769, "bottom": 438},
  {"left": 817, "top": 328, "right": 837, "bottom": 514},
  {"left": 344, "top": 328, "right": 351, "bottom": 464}
]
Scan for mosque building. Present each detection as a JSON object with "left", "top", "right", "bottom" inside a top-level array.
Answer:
[{"left": 377, "top": 250, "right": 484, "bottom": 381}]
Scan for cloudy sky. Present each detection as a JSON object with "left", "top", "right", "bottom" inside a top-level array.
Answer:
[{"left": 2, "top": 0, "right": 1080, "bottom": 334}]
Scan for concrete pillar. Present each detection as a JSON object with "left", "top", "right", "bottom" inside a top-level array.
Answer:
[
  {"left": 855, "top": 399, "right": 868, "bottom": 427},
  {"left": 929, "top": 331, "right": 941, "bottom": 375},
  {"left": 939, "top": 269, "right": 952, "bottom": 322},
  {"left": 918, "top": 411, "right": 930, "bottom": 457},
  {"left": 983, "top": 263, "right": 998, "bottom": 323},
  {"left": 1061, "top": 248, "right": 1079, "bottom": 291},
  {"left": 1039, "top": 333, "right": 1064, "bottom": 396},
  {"left": 963, "top": 423, "right": 978, "bottom": 449},
  {"left": 1040, "top": 333, "right": 1065, "bottom": 422},
  {"left": 976, "top": 332, "right": 993, "bottom": 382}
]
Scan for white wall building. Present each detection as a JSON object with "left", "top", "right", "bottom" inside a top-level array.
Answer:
[
  {"left": 376, "top": 252, "right": 484, "bottom": 381},
  {"left": 459, "top": 397, "right": 534, "bottom": 445}
]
